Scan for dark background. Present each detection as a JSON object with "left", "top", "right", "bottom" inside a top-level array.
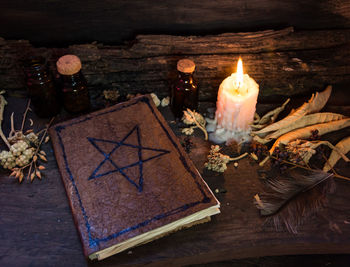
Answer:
[
  {"left": 0, "top": 1, "right": 350, "bottom": 266},
  {"left": 1, "top": 0, "right": 350, "bottom": 46}
]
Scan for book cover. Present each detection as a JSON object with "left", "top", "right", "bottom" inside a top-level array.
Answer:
[{"left": 49, "top": 95, "right": 220, "bottom": 260}]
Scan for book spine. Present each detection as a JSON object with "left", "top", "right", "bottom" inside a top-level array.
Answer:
[{"left": 48, "top": 126, "right": 92, "bottom": 258}]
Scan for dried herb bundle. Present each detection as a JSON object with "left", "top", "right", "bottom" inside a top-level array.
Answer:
[
  {"left": 0, "top": 97, "right": 53, "bottom": 183},
  {"left": 254, "top": 169, "right": 335, "bottom": 233}
]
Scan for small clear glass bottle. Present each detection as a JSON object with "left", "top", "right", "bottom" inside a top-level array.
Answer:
[
  {"left": 56, "top": 55, "right": 90, "bottom": 114},
  {"left": 171, "top": 59, "right": 198, "bottom": 118},
  {"left": 23, "top": 56, "right": 61, "bottom": 118}
]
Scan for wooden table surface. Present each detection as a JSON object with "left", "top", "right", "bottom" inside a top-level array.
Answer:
[{"left": 0, "top": 96, "right": 349, "bottom": 267}]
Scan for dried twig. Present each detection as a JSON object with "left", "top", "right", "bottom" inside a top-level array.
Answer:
[
  {"left": 0, "top": 92, "right": 10, "bottom": 149},
  {"left": 21, "top": 99, "right": 31, "bottom": 132},
  {"left": 184, "top": 109, "right": 208, "bottom": 140}
]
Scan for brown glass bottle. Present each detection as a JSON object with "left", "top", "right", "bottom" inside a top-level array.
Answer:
[
  {"left": 171, "top": 59, "right": 198, "bottom": 118},
  {"left": 56, "top": 55, "right": 90, "bottom": 114},
  {"left": 23, "top": 57, "right": 61, "bottom": 118}
]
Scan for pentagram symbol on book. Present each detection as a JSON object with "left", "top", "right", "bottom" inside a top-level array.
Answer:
[{"left": 87, "top": 125, "right": 170, "bottom": 192}]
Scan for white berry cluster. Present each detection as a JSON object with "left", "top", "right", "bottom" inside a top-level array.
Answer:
[
  {"left": 204, "top": 145, "right": 230, "bottom": 173},
  {"left": 26, "top": 132, "right": 39, "bottom": 144},
  {"left": 0, "top": 140, "right": 34, "bottom": 169}
]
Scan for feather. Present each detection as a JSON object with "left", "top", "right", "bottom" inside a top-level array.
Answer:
[{"left": 254, "top": 169, "right": 335, "bottom": 233}]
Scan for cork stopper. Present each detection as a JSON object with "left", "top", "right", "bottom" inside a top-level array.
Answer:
[
  {"left": 56, "top": 55, "right": 82, "bottom": 75},
  {"left": 177, "top": 59, "right": 195, "bottom": 73}
]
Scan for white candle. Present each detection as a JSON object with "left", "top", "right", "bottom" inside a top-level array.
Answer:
[
  {"left": 208, "top": 58, "right": 259, "bottom": 144},
  {"left": 216, "top": 58, "right": 259, "bottom": 131}
]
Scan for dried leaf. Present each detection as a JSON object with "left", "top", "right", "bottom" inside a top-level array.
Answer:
[
  {"left": 36, "top": 171, "right": 41, "bottom": 179},
  {"left": 253, "top": 113, "right": 260, "bottom": 124},
  {"left": 269, "top": 118, "right": 350, "bottom": 154},
  {"left": 259, "top": 98, "right": 290, "bottom": 125},
  {"left": 254, "top": 86, "right": 332, "bottom": 136},
  {"left": 25, "top": 129, "right": 34, "bottom": 134},
  {"left": 323, "top": 136, "right": 350, "bottom": 172},
  {"left": 40, "top": 150, "right": 46, "bottom": 156},
  {"left": 254, "top": 169, "right": 334, "bottom": 233},
  {"left": 19, "top": 172, "right": 24, "bottom": 183},
  {"left": 308, "top": 85, "right": 332, "bottom": 114},
  {"left": 44, "top": 136, "right": 50, "bottom": 143},
  {"left": 30, "top": 172, "right": 35, "bottom": 182},
  {"left": 39, "top": 154, "right": 47, "bottom": 162},
  {"left": 251, "top": 124, "right": 267, "bottom": 130},
  {"left": 38, "top": 165, "right": 45, "bottom": 170},
  {"left": 33, "top": 155, "right": 38, "bottom": 162},
  {"left": 262, "top": 112, "right": 345, "bottom": 143},
  {"left": 250, "top": 153, "right": 258, "bottom": 161}
]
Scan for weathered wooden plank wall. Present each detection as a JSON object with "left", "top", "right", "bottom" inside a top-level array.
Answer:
[
  {"left": 1, "top": 28, "right": 350, "bottom": 101},
  {"left": 1, "top": 0, "right": 350, "bottom": 45}
]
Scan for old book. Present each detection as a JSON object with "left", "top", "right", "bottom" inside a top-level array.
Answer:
[{"left": 49, "top": 95, "right": 220, "bottom": 260}]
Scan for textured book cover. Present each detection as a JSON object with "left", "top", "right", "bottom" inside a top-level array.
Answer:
[{"left": 49, "top": 95, "right": 220, "bottom": 260}]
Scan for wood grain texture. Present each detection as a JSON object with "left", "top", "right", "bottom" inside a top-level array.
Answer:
[
  {"left": 0, "top": 97, "right": 349, "bottom": 266},
  {"left": 1, "top": 28, "right": 350, "bottom": 101},
  {"left": 1, "top": 0, "right": 350, "bottom": 45}
]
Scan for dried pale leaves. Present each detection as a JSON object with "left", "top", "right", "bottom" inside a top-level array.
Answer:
[
  {"left": 252, "top": 85, "right": 350, "bottom": 170},
  {"left": 251, "top": 98, "right": 290, "bottom": 130},
  {"left": 253, "top": 85, "right": 332, "bottom": 136},
  {"left": 269, "top": 118, "right": 350, "bottom": 155},
  {"left": 323, "top": 136, "right": 350, "bottom": 172},
  {"left": 259, "top": 112, "right": 345, "bottom": 143}
]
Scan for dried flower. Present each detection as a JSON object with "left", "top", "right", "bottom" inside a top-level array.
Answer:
[
  {"left": 182, "top": 110, "right": 205, "bottom": 126},
  {"left": 103, "top": 90, "right": 120, "bottom": 101},
  {"left": 161, "top": 97, "right": 170, "bottom": 107},
  {"left": 150, "top": 93, "right": 160, "bottom": 107},
  {"left": 182, "top": 109, "right": 208, "bottom": 140},
  {"left": 181, "top": 127, "right": 194, "bottom": 135},
  {"left": 0, "top": 97, "right": 53, "bottom": 183},
  {"left": 204, "top": 145, "right": 231, "bottom": 173}
]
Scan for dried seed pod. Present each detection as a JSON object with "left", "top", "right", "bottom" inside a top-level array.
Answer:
[
  {"left": 39, "top": 154, "right": 47, "bottom": 162},
  {"left": 250, "top": 153, "right": 258, "bottom": 161},
  {"left": 36, "top": 171, "right": 41, "bottom": 179},
  {"left": 323, "top": 136, "right": 350, "bottom": 172},
  {"left": 30, "top": 172, "right": 35, "bottom": 182},
  {"left": 19, "top": 172, "right": 24, "bottom": 183},
  {"left": 38, "top": 165, "right": 45, "bottom": 170}
]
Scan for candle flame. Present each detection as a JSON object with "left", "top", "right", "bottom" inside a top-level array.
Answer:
[{"left": 235, "top": 57, "right": 244, "bottom": 88}]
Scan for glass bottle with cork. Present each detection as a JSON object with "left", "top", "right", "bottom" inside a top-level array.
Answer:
[
  {"left": 23, "top": 56, "right": 61, "bottom": 118},
  {"left": 56, "top": 55, "right": 90, "bottom": 114},
  {"left": 171, "top": 59, "right": 198, "bottom": 118}
]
